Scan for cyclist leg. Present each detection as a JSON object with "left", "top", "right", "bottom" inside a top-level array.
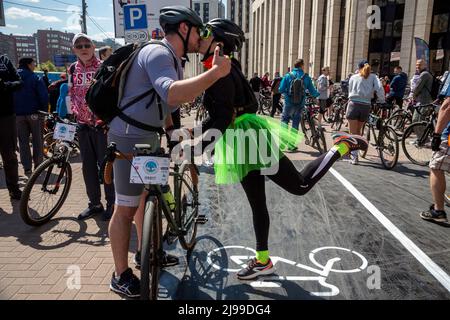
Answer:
[{"left": 107, "top": 132, "right": 158, "bottom": 277}]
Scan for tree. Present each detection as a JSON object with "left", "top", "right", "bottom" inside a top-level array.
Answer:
[{"left": 36, "top": 60, "right": 57, "bottom": 72}]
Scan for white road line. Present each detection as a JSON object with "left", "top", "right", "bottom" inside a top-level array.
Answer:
[{"left": 330, "top": 168, "right": 450, "bottom": 293}]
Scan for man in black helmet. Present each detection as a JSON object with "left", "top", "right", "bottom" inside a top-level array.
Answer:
[{"left": 108, "top": 6, "right": 231, "bottom": 298}]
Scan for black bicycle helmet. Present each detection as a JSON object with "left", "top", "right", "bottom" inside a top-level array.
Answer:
[
  {"left": 159, "top": 5, "right": 203, "bottom": 30},
  {"left": 159, "top": 6, "right": 203, "bottom": 61},
  {"left": 206, "top": 18, "right": 245, "bottom": 54}
]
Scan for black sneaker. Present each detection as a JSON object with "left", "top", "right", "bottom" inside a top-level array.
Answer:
[
  {"left": 134, "top": 250, "right": 179, "bottom": 269},
  {"left": 110, "top": 268, "right": 140, "bottom": 298},
  {"left": 237, "top": 258, "right": 275, "bottom": 280},
  {"left": 77, "top": 204, "right": 104, "bottom": 220},
  {"left": 420, "top": 205, "right": 449, "bottom": 226},
  {"left": 9, "top": 189, "right": 22, "bottom": 201},
  {"left": 102, "top": 204, "right": 114, "bottom": 221}
]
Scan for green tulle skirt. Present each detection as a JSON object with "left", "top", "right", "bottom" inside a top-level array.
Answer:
[{"left": 214, "top": 113, "right": 303, "bottom": 185}]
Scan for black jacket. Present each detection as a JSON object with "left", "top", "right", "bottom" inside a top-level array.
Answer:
[
  {"left": 201, "top": 58, "right": 256, "bottom": 152},
  {"left": 0, "top": 55, "right": 23, "bottom": 117}
]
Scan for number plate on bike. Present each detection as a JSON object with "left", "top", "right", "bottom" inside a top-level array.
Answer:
[
  {"left": 53, "top": 123, "right": 76, "bottom": 142},
  {"left": 130, "top": 156, "right": 170, "bottom": 185}
]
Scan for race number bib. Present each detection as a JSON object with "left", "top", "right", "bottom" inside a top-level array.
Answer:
[
  {"left": 53, "top": 123, "right": 76, "bottom": 142},
  {"left": 130, "top": 156, "right": 170, "bottom": 185}
]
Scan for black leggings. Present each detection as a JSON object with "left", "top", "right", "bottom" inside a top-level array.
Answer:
[{"left": 240, "top": 150, "right": 340, "bottom": 251}]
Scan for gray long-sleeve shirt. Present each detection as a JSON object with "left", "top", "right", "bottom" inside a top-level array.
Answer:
[{"left": 413, "top": 70, "right": 433, "bottom": 105}]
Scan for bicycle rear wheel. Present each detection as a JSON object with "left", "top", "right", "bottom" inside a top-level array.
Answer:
[
  {"left": 19, "top": 158, "right": 72, "bottom": 226},
  {"left": 140, "top": 196, "right": 162, "bottom": 300},
  {"left": 176, "top": 163, "right": 199, "bottom": 251},
  {"left": 402, "top": 122, "right": 432, "bottom": 166},
  {"left": 300, "top": 116, "right": 312, "bottom": 146},
  {"left": 386, "top": 111, "right": 412, "bottom": 141},
  {"left": 378, "top": 126, "right": 399, "bottom": 169},
  {"left": 313, "top": 127, "right": 327, "bottom": 154}
]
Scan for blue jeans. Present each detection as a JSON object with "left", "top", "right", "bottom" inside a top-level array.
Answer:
[{"left": 281, "top": 104, "right": 303, "bottom": 130}]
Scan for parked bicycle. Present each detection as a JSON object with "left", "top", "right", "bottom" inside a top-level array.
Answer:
[
  {"left": 103, "top": 142, "right": 204, "bottom": 300},
  {"left": 301, "top": 97, "right": 327, "bottom": 154},
  {"left": 401, "top": 102, "right": 440, "bottom": 166},
  {"left": 327, "top": 94, "right": 348, "bottom": 131},
  {"left": 20, "top": 116, "right": 80, "bottom": 226},
  {"left": 359, "top": 103, "right": 399, "bottom": 169}
]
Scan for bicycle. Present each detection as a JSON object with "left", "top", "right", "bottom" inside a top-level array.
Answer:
[
  {"left": 20, "top": 117, "right": 80, "bottom": 226},
  {"left": 258, "top": 89, "right": 272, "bottom": 115},
  {"left": 103, "top": 142, "right": 204, "bottom": 300},
  {"left": 327, "top": 94, "right": 348, "bottom": 131},
  {"left": 39, "top": 111, "right": 80, "bottom": 159},
  {"left": 206, "top": 245, "right": 368, "bottom": 297},
  {"left": 195, "top": 104, "right": 208, "bottom": 124},
  {"left": 300, "top": 97, "right": 327, "bottom": 154},
  {"left": 359, "top": 104, "right": 399, "bottom": 169},
  {"left": 401, "top": 103, "right": 440, "bottom": 166},
  {"left": 385, "top": 102, "right": 414, "bottom": 141}
]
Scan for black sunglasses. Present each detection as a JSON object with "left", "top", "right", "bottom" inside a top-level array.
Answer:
[{"left": 75, "top": 44, "right": 92, "bottom": 49}]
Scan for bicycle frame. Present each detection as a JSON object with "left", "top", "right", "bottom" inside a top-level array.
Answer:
[{"left": 144, "top": 162, "right": 198, "bottom": 240}]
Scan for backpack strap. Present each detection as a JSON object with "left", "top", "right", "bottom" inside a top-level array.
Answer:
[{"left": 117, "top": 40, "right": 180, "bottom": 132}]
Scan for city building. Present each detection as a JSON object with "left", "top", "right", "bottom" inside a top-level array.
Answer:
[
  {"left": 250, "top": 0, "right": 450, "bottom": 82},
  {"left": 15, "top": 35, "right": 38, "bottom": 64},
  {"left": 228, "top": 0, "right": 251, "bottom": 78},
  {"left": 36, "top": 29, "right": 75, "bottom": 65},
  {"left": 193, "top": 0, "right": 226, "bottom": 22},
  {"left": 0, "top": 33, "right": 17, "bottom": 66}
]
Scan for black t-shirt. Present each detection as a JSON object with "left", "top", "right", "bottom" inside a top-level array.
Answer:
[
  {"left": 249, "top": 76, "right": 262, "bottom": 92},
  {"left": 201, "top": 59, "right": 256, "bottom": 152}
]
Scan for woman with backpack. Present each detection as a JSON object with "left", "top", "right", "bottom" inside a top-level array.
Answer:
[
  {"left": 346, "top": 60, "right": 385, "bottom": 165},
  {"left": 192, "top": 18, "right": 369, "bottom": 280}
]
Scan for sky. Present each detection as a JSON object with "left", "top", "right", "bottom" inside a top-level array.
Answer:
[{"left": 1, "top": 0, "right": 227, "bottom": 43}]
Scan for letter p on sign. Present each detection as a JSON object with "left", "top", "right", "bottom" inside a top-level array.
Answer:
[{"left": 124, "top": 4, "right": 148, "bottom": 30}]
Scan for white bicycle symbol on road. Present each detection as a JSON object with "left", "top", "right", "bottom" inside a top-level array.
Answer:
[{"left": 206, "top": 245, "right": 369, "bottom": 297}]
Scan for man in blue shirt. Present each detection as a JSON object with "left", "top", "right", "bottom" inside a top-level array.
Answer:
[
  {"left": 279, "top": 59, "right": 319, "bottom": 151},
  {"left": 420, "top": 71, "right": 450, "bottom": 226}
]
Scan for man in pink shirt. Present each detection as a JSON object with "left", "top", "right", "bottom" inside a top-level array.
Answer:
[{"left": 69, "top": 33, "right": 115, "bottom": 221}]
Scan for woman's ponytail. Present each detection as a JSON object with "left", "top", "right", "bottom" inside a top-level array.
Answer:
[{"left": 360, "top": 64, "right": 371, "bottom": 79}]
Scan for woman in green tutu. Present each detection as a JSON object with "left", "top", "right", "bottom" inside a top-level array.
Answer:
[{"left": 195, "top": 18, "right": 368, "bottom": 280}]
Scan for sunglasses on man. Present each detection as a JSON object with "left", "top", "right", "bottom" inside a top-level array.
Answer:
[{"left": 75, "top": 44, "right": 92, "bottom": 49}]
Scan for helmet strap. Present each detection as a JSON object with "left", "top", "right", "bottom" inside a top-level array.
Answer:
[
  {"left": 176, "top": 24, "right": 192, "bottom": 62},
  {"left": 200, "top": 41, "right": 214, "bottom": 62}
]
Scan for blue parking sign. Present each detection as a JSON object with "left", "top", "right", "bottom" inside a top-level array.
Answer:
[{"left": 124, "top": 4, "right": 148, "bottom": 30}]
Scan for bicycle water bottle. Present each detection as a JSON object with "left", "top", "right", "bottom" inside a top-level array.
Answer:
[{"left": 161, "top": 185, "right": 176, "bottom": 211}]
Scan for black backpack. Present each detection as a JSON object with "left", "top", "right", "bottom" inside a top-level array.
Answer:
[
  {"left": 426, "top": 72, "right": 443, "bottom": 100},
  {"left": 85, "top": 40, "right": 177, "bottom": 132},
  {"left": 289, "top": 72, "right": 307, "bottom": 104}
]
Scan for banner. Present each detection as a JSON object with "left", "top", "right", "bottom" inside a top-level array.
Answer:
[
  {"left": 0, "top": 0, "right": 5, "bottom": 27},
  {"left": 414, "top": 37, "right": 430, "bottom": 68}
]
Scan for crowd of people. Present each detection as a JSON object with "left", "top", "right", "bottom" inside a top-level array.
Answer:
[{"left": 0, "top": 4, "right": 449, "bottom": 299}]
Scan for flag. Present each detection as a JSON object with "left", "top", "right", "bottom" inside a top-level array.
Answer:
[{"left": 414, "top": 37, "right": 430, "bottom": 68}]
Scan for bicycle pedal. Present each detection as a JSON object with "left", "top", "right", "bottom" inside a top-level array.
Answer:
[{"left": 195, "top": 215, "right": 208, "bottom": 225}]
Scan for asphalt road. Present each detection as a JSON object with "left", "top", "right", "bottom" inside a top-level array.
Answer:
[{"left": 157, "top": 159, "right": 450, "bottom": 300}]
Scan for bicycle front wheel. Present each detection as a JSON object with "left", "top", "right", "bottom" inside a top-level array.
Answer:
[
  {"left": 140, "top": 196, "right": 162, "bottom": 300},
  {"left": 19, "top": 158, "right": 72, "bottom": 226},
  {"left": 378, "top": 126, "right": 399, "bottom": 169},
  {"left": 176, "top": 163, "right": 199, "bottom": 251},
  {"left": 402, "top": 122, "right": 432, "bottom": 166}
]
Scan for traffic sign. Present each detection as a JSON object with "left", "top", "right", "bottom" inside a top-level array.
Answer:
[
  {"left": 124, "top": 4, "right": 148, "bottom": 30},
  {"left": 124, "top": 29, "right": 149, "bottom": 43}
]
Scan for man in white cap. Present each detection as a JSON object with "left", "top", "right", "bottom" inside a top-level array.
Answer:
[{"left": 69, "top": 33, "right": 115, "bottom": 221}]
